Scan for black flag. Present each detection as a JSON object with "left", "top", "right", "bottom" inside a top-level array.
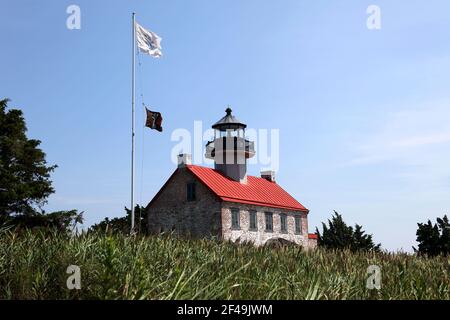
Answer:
[{"left": 145, "top": 107, "right": 163, "bottom": 132}]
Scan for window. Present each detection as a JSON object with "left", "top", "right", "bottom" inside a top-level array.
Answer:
[
  {"left": 295, "top": 216, "right": 302, "bottom": 234},
  {"left": 265, "top": 212, "right": 273, "bottom": 232},
  {"left": 186, "top": 182, "right": 196, "bottom": 201},
  {"left": 231, "top": 208, "right": 240, "bottom": 229},
  {"left": 249, "top": 210, "right": 257, "bottom": 230},
  {"left": 280, "top": 214, "right": 287, "bottom": 233}
]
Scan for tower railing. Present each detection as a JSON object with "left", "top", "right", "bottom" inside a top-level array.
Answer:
[{"left": 205, "top": 137, "right": 255, "bottom": 159}]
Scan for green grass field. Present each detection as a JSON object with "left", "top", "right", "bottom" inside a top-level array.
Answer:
[{"left": 0, "top": 230, "right": 449, "bottom": 300}]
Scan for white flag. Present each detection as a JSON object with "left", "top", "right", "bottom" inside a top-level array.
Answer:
[{"left": 135, "top": 22, "right": 162, "bottom": 58}]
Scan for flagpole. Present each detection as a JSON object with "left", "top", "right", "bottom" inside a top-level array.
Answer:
[{"left": 131, "top": 12, "right": 136, "bottom": 234}]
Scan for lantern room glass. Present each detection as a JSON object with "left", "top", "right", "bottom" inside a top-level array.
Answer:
[{"left": 215, "top": 128, "right": 245, "bottom": 139}]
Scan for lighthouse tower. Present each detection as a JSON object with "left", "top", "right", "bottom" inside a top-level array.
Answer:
[{"left": 205, "top": 108, "right": 255, "bottom": 183}]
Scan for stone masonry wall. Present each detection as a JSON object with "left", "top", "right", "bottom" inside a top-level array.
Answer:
[
  {"left": 146, "top": 168, "right": 222, "bottom": 238},
  {"left": 146, "top": 167, "right": 316, "bottom": 249},
  {"left": 221, "top": 202, "right": 311, "bottom": 248},
  {"left": 308, "top": 238, "right": 318, "bottom": 249}
]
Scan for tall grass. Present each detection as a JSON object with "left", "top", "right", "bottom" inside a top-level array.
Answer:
[{"left": 0, "top": 229, "right": 449, "bottom": 299}]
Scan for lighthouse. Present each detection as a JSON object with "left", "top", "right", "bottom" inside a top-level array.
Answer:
[
  {"left": 146, "top": 107, "right": 317, "bottom": 249},
  {"left": 205, "top": 108, "right": 255, "bottom": 183}
]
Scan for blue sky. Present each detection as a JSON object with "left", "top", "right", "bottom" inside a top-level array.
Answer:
[{"left": 1, "top": 0, "right": 450, "bottom": 251}]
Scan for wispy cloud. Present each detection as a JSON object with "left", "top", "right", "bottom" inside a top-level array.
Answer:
[
  {"left": 346, "top": 99, "right": 450, "bottom": 190},
  {"left": 348, "top": 99, "right": 450, "bottom": 165},
  {"left": 389, "top": 132, "right": 450, "bottom": 148}
]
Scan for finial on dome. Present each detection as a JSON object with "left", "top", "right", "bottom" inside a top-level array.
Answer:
[{"left": 225, "top": 106, "right": 232, "bottom": 116}]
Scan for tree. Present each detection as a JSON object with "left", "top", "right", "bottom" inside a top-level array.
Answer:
[
  {"left": 415, "top": 215, "right": 450, "bottom": 256},
  {"left": 0, "top": 98, "right": 83, "bottom": 233},
  {"left": 316, "top": 211, "right": 381, "bottom": 251},
  {"left": 89, "top": 205, "right": 147, "bottom": 234},
  {"left": 0, "top": 98, "right": 56, "bottom": 216},
  {"left": 0, "top": 209, "right": 83, "bottom": 235}
]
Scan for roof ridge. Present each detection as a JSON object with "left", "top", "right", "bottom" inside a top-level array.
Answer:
[
  {"left": 187, "top": 164, "right": 272, "bottom": 180},
  {"left": 186, "top": 165, "right": 309, "bottom": 212}
]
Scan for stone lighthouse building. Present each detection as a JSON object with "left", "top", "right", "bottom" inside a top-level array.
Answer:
[{"left": 145, "top": 108, "right": 317, "bottom": 248}]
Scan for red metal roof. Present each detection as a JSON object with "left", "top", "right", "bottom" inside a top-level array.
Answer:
[{"left": 186, "top": 165, "right": 308, "bottom": 212}]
